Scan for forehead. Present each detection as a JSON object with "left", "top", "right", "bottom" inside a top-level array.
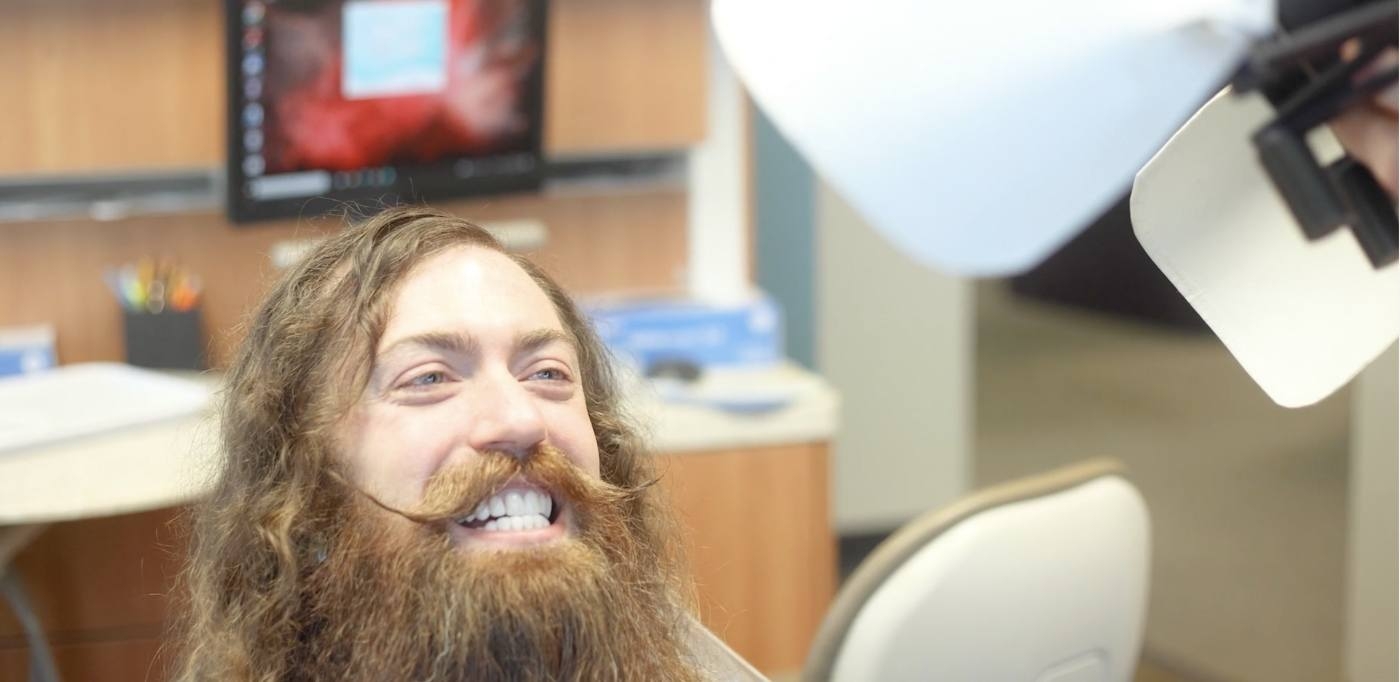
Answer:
[{"left": 378, "top": 245, "right": 564, "bottom": 349}]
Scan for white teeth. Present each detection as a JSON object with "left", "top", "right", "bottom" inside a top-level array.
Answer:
[
  {"left": 473, "top": 512, "right": 549, "bottom": 533},
  {"left": 462, "top": 488, "right": 556, "bottom": 531},
  {"left": 505, "top": 490, "right": 526, "bottom": 517},
  {"left": 522, "top": 490, "right": 554, "bottom": 518}
]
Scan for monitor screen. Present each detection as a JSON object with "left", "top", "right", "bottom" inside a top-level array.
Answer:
[{"left": 226, "top": 0, "right": 545, "bottom": 223}]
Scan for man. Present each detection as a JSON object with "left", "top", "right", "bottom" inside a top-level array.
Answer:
[{"left": 174, "top": 206, "right": 765, "bottom": 681}]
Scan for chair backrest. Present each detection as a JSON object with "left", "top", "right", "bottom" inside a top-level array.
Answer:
[{"left": 805, "top": 458, "right": 1150, "bottom": 682}]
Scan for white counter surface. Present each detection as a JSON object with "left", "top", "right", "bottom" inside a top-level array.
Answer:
[{"left": 0, "top": 364, "right": 838, "bottom": 525}]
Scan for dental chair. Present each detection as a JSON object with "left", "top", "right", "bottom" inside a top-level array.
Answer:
[{"left": 805, "top": 458, "right": 1150, "bottom": 681}]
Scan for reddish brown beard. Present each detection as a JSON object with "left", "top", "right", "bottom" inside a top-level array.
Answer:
[{"left": 293, "top": 445, "right": 704, "bottom": 681}]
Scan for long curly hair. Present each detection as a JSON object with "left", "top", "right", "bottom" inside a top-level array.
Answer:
[{"left": 171, "top": 206, "right": 679, "bottom": 681}]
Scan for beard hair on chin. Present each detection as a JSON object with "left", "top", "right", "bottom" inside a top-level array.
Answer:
[{"left": 292, "top": 445, "right": 705, "bottom": 682}]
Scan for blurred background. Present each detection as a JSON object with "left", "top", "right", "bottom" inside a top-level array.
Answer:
[{"left": 0, "top": 1, "right": 1394, "bottom": 681}]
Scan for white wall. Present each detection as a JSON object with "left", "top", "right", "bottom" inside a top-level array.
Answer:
[
  {"left": 686, "top": 23, "right": 749, "bottom": 304},
  {"left": 816, "top": 180, "right": 972, "bottom": 533},
  {"left": 1344, "top": 344, "right": 1397, "bottom": 682}
]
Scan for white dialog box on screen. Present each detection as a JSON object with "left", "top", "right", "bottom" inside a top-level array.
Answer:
[{"left": 342, "top": 0, "right": 450, "bottom": 99}]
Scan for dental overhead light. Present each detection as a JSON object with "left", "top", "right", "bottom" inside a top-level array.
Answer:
[{"left": 713, "top": 0, "right": 1397, "bottom": 407}]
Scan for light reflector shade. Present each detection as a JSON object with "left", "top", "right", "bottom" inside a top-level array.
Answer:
[
  {"left": 712, "top": 0, "right": 1273, "bottom": 276},
  {"left": 1132, "top": 88, "right": 1399, "bottom": 408}
]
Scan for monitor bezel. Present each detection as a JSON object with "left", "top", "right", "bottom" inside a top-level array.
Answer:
[{"left": 223, "top": 0, "right": 548, "bottom": 224}]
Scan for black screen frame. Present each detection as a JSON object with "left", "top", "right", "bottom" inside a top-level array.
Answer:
[{"left": 223, "top": 0, "right": 547, "bottom": 224}]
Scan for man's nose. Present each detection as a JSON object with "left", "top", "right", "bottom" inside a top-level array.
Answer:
[{"left": 467, "top": 372, "right": 548, "bottom": 458}]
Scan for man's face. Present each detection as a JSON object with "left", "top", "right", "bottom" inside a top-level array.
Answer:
[
  {"left": 337, "top": 244, "right": 601, "bottom": 551},
  {"left": 286, "top": 242, "right": 696, "bottom": 680}
]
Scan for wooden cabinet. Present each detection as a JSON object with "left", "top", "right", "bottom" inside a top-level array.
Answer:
[
  {"left": 0, "top": 442, "right": 835, "bottom": 680},
  {"left": 662, "top": 441, "right": 837, "bottom": 674},
  {"left": 0, "top": 0, "right": 707, "bottom": 174},
  {"left": 0, "top": 509, "right": 183, "bottom": 680}
]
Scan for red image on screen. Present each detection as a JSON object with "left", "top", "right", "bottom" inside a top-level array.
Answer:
[{"left": 259, "top": 0, "right": 539, "bottom": 174}]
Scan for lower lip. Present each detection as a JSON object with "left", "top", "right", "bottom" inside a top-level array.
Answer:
[{"left": 448, "top": 509, "right": 569, "bottom": 549}]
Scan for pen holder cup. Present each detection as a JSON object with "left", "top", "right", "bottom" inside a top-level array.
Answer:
[{"left": 122, "top": 309, "right": 207, "bottom": 370}]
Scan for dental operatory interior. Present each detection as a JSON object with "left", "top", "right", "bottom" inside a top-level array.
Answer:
[{"left": 1, "top": 1, "right": 1395, "bottom": 681}]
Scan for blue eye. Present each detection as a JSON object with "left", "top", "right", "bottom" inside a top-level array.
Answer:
[
  {"left": 408, "top": 371, "right": 448, "bottom": 387},
  {"left": 531, "top": 367, "right": 568, "bottom": 382}
]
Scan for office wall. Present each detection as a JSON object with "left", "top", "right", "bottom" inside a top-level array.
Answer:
[
  {"left": 816, "top": 181, "right": 973, "bottom": 532},
  {"left": 0, "top": 190, "right": 689, "bottom": 367},
  {"left": 752, "top": 107, "right": 816, "bottom": 370},
  {"left": 1344, "top": 344, "right": 1398, "bottom": 682},
  {"left": 686, "top": 26, "right": 750, "bottom": 304}
]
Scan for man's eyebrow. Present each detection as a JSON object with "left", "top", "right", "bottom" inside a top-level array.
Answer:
[
  {"left": 377, "top": 331, "right": 480, "bottom": 360},
  {"left": 375, "top": 329, "right": 575, "bottom": 361},
  {"left": 516, "top": 328, "right": 578, "bottom": 357}
]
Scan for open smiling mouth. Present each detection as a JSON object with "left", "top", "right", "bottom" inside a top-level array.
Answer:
[{"left": 454, "top": 484, "right": 562, "bottom": 533}]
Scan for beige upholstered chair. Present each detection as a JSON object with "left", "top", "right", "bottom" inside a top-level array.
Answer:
[{"left": 805, "top": 459, "right": 1151, "bottom": 682}]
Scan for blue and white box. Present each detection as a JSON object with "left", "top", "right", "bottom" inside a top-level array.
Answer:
[
  {"left": 0, "top": 325, "right": 57, "bottom": 377},
  {"left": 584, "top": 293, "right": 783, "bottom": 371}
]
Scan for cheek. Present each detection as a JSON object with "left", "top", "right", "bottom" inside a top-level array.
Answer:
[
  {"left": 343, "top": 405, "right": 461, "bottom": 506},
  {"left": 547, "top": 401, "right": 601, "bottom": 477}
]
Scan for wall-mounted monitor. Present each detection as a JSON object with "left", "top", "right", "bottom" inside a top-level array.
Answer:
[{"left": 226, "top": 0, "right": 546, "bottom": 223}]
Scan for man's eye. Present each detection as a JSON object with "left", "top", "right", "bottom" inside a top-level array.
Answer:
[
  {"left": 530, "top": 367, "right": 569, "bottom": 382},
  {"left": 406, "top": 371, "right": 449, "bottom": 388}
]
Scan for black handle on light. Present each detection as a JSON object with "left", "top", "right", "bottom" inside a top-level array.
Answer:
[
  {"left": 1254, "top": 125, "right": 1350, "bottom": 240},
  {"left": 1236, "top": 0, "right": 1397, "bottom": 270},
  {"left": 1332, "top": 156, "right": 1400, "bottom": 267}
]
